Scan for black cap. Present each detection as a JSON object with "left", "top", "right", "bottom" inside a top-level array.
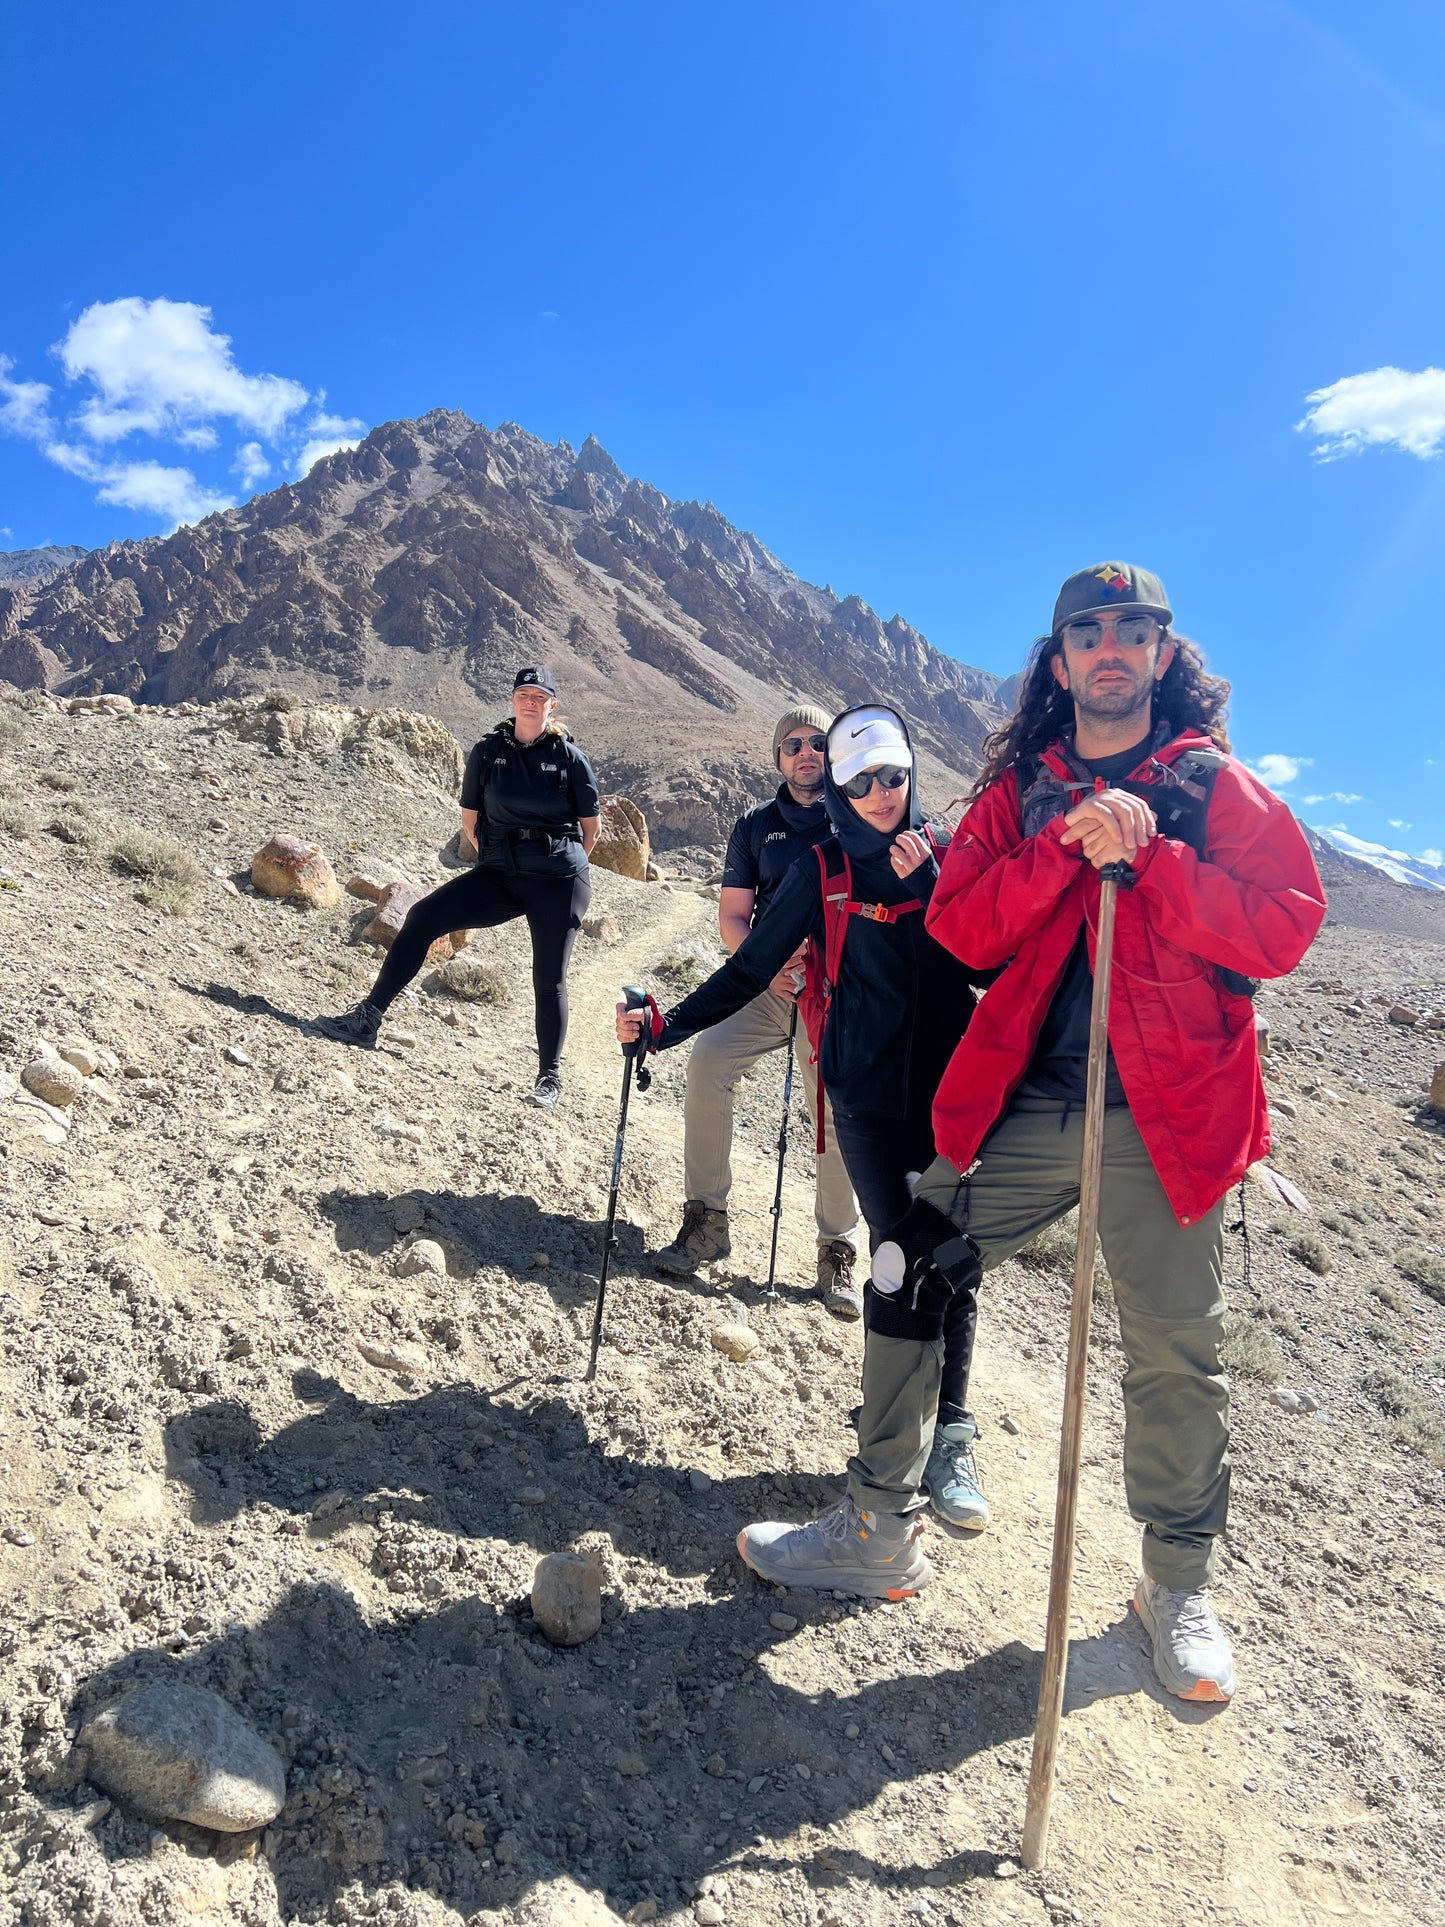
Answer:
[
  {"left": 513, "top": 666, "right": 557, "bottom": 696},
  {"left": 1052, "top": 563, "right": 1172, "bottom": 636}
]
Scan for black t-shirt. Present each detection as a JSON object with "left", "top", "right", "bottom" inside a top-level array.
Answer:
[
  {"left": 461, "top": 724, "right": 601, "bottom": 877},
  {"left": 1022, "top": 739, "right": 1147, "bottom": 1108},
  {"left": 720, "top": 784, "right": 831, "bottom": 925}
]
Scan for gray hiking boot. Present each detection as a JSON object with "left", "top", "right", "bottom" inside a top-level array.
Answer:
[
  {"left": 316, "top": 1000, "right": 384, "bottom": 1049},
  {"left": 528, "top": 1071, "right": 562, "bottom": 1110},
  {"left": 921, "top": 1414, "right": 989, "bottom": 1531},
  {"left": 737, "top": 1496, "right": 933, "bottom": 1600},
  {"left": 653, "top": 1200, "right": 730, "bottom": 1277},
  {"left": 1133, "top": 1575, "right": 1237, "bottom": 1702},
  {"left": 817, "top": 1240, "right": 862, "bottom": 1319}
]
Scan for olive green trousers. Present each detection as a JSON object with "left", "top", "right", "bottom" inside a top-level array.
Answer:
[{"left": 847, "top": 1095, "right": 1229, "bottom": 1589}]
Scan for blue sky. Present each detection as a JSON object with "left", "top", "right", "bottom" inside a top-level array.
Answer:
[{"left": 3, "top": 1, "right": 1443, "bottom": 857}]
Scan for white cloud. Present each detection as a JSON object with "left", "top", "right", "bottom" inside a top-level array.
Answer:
[
  {"left": 0, "top": 356, "right": 55, "bottom": 439},
  {"left": 294, "top": 410, "right": 365, "bottom": 477},
  {"left": 44, "top": 440, "right": 230, "bottom": 523},
  {"left": 1302, "top": 791, "right": 1363, "bottom": 805},
  {"left": 59, "top": 298, "right": 309, "bottom": 444},
  {"left": 233, "top": 442, "right": 271, "bottom": 491},
  {"left": 1389, "top": 818, "right": 1413, "bottom": 829},
  {"left": 1423, "top": 849, "right": 1444, "bottom": 866},
  {"left": 1245, "top": 753, "right": 1311, "bottom": 791},
  {"left": 1298, "top": 365, "right": 1445, "bottom": 460}
]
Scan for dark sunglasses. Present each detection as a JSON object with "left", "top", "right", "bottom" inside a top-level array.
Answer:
[
  {"left": 841, "top": 765, "right": 909, "bottom": 800},
  {"left": 780, "top": 733, "right": 827, "bottom": 757}
]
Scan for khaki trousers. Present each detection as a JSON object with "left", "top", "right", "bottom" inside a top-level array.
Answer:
[
  {"left": 847, "top": 1096, "right": 1228, "bottom": 1589},
  {"left": 683, "top": 989, "right": 860, "bottom": 1250}
]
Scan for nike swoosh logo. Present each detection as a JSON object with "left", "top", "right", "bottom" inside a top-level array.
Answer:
[{"left": 851, "top": 725, "right": 872, "bottom": 737}]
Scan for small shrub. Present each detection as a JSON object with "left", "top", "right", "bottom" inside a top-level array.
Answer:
[
  {"left": 0, "top": 711, "right": 24, "bottom": 749},
  {"left": 47, "top": 804, "right": 99, "bottom": 846},
  {"left": 1395, "top": 1244, "right": 1445, "bottom": 1304},
  {"left": 39, "top": 768, "right": 79, "bottom": 792},
  {"left": 1259, "top": 1298, "right": 1302, "bottom": 1341},
  {"left": 1369, "top": 1280, "right": 1405, "bottom": 1312},
  {"left": 0, "top": 800, "right": 34, "bottom": 838},
  {"left": 1341, "top": 1198, "right": 1380, "bottom": 1225},
  {"left": 430, "top": 957, "right": 510, "bottom": 1004},
  {"left": 655, "top": 949, "right": 709, "bottom": 993},
  {"left": 1365, "top": 1320, "right": 1403, "bottom": 1351},
  {"left": 1287, "top": 1229, "right": 1333, "bottom": 1276},
  {"left": 109, "top": 826, "right": 205, "bottom": 888},
  {"left": 136, "top": 876, "right": 197, "bottom": 917},
  {"left": 1363, "top": 1366, "right": 1420, "bottom": 1419},
  {"left": 262, "top": 688, "right": 302, "bottom": 712},
  {"left": 1220, "top": 1317, "right": 1285, "bottom": 1384}
]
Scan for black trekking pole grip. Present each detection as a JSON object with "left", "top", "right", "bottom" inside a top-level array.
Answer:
[{"left": 585, "top": 984, "right": 649, "bottom": 1382}]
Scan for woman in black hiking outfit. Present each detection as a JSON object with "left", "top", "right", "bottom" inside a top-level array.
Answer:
[
  {"left": 320, "top": 666, "right": 600, "bottom": 1109},
  {"left": 616, "top": 703, "right": 994, "bottom": 1528}
]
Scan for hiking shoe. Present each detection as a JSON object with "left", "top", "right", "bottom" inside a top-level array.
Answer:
[
  {"left": 653, "top": 1201, "right": 730, "bottom": 1277},
  {"left": 738, "top": 1497, "right": 932, "bottom": 1600},
  {"left": 1133, "top": 1575, "right": 1237, "bottom": 1702},
  {"left": 921, "top": 1414, "right": 989, "bottom": 1531},
  {"left": 818, "top": 1240, "right": 862, "bottom": 1319},
  {"left": 528, "top": 1071, "right": 562, "bottom": 1110},
  {"left": 316, "top": 1000, "right": 384, "bottom": 1049}
]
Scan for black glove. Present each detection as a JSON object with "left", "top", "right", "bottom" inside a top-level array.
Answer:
[{"left": 864, "top": 1197, "right": 981, "bottom": 1343}]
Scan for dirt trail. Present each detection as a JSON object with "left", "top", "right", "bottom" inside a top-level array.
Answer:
[{"left": 0, "top": 693, "right": 1442, "bottom": 1927}]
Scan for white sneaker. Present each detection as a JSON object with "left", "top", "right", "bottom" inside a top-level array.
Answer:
[{"left": 1133, "top": 1575, "right": 1236, "bottom": 1702}]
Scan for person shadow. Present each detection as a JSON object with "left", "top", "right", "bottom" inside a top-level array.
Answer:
[{"left": 59, "top": 1574, "right": 1140, "bottom": 1923}]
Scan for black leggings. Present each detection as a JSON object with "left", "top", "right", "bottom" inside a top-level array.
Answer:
[
  {"left": 830, "top": 1102, "right": 976, "bottom": 1423},
  {"left": 369, "top": 865, "right": 591, "bottom": 1074}
]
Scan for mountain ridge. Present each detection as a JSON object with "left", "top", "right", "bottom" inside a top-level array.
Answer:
[{"left": 0, "top": 412, "right": 1006, "bottom": 848}]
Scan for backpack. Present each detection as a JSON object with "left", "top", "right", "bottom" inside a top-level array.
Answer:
[
  {"left": 796, "top": 827, "right": 941, "bottom": 1152},
  {"left": 1018, "top": 740, "right": 1257, "bottom": 998},
  {"left": 470, "top": 724, "right": 574, "bottom": 838}
]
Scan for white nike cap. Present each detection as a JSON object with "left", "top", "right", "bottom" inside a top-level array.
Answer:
[{"left": 828, "top": 706, "right": 913, "bottom": 788}]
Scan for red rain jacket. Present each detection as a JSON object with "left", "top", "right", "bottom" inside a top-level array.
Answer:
[{"left": 924, "top": 731, "right": 1326, "bottom": 1225}]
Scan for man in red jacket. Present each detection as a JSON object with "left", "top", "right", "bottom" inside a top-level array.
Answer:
[{"left": 737, "top": 562, "right": 1326, "bottom": 1705}]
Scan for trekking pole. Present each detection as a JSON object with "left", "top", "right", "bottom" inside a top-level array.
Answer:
[
  {"left": 585, "top": 985, "right": 651, "bottom": 1383},
  {"left": 762, "top": 1004, "right": 799, "bottom": 1303},
  {"left": 1021, "top": 859, "right": 1129, "bottom": 1871}
]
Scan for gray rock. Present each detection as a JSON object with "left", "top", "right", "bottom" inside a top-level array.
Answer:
[
  {"left": 395, "top": 1238, "right": 447, "bottom": 1278},
  {"left": 768, "top": 1611, "right": 798, "bottom": 1633},
  {"left": 22, "top": 1054, "right": 84, "bottom": 1109},
  {"left": 688, "top": 1469, "right": 713, "bottom": 1495},
  {"left": 531, "top": 1551, "right": 602, "bottom": 1646},
  {"left": 79, "top": 1682, "right": 285, "bottom": 1832},
  {"left": 694, "top": 1902, "right": 724, "bottom": 1926},
  {"left": 1270, "top": 1387, "right": 1302, "bottom": 1412}
]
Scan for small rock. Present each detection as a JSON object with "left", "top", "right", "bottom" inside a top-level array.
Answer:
[
  {"left": 1000, "top": 1412, "right": 1022, "bottom": 1436},
  {"left": 1270, "top": 1387, "right": 1302, "bottom": 1412},
  {"left": 1389, "top": 1005, "right": 1421, "bottom": 1026},
  {"left": 395, "top": 1239, "right": 447, "bottom": 1278},
  {"left": 1294, "top": 1388, "right": 1319, "bottom": 1414},
  {"left": 1430, "top": 1061, "right": 1445, "bottom": 1116},
  {"left": 626, "top": 1904, "right": 659, "bottom": 1925},
  {"left": 1425, "top": 1013, "right": 1445, "bottom": 1031},
  {"left": 390, "top": 1195, "right": 426, "bottom": 1233},
  {"left": 704, "top": 1753, "right": 727, "bottom": 1777},
  {"left": 616, "top": 1754, "right": 647, "bottom": 1778},
  {"left": 362, "top": 883, "right": 456, "bottom": 961},
  {"left": 516, "top": 1486, "right": 547, "bottom": 1507},
  {"left": 750, "top": 1357, "right": 787, "bottom": 1388},
  {"left": 79, "top": 1682, "right": 285, "bottom": 1832},
  {"left": 528, "top": 1250, "right": 551, "bottom": 1269},
  {"left": 358, "top": 1338, "right": 428, "bottom": 1377},
  {"left": 57, "top": 1042, "right": 100, "bottom": 1077},
  {"left": 711, "top": 1321, "right": 759, "bottom": 1361},
  {"left": 531, "top": 1551, "right": 603, "bottom": 1646},
  {"left": 389, "top": 1029, "right": 418, "bottom": 1049},
  {"left": 996, "top": 1859, "right": 1021, "bottom": 1879},
  {"left": 694, "top": 1901, "right": 724, "bottom": 1927},
  {"left": 844, "top": 1722, "right": 860, "bottom": 1740},
  {"left": 768, "top": 1611, "right": 798, "bottom": 1633},
  {"left": 581, "top": 913, "right": 621, "bottom": 945},
  {"left": 329, "top": 1067, "right": 356, "bottom": 1097},
  {"left": 223, "top": 1045, "right": 253, "bottom": 1067},
  {"left": 3, "top": 1527, "right": 36, "bottom": 1547},
  {"left": 21, "top": 1054, "right": 84, "bottom": 1109},
  {"left": 747, "top": 1774, "right": 767, "bottom": 1793},
  {"left": 688, "top": 1469, "right": 713, "bottom": 1495},
  {"left": 344, "top": 873, "right": 387, "bottom": 902},
  {"left": 1271, "top": 1098, "right": 1297, "bottom": 1120},
  {"left": 375, "top": 1116, "right": 425, "bottom": 1145},
  {"left": 250, "top": 834, "right": 342, "bottom": 909},
  {"left": 493, "top": 1828, "right": 522, "bottom": 1866},
  {"left": 1107, "top": 1785, "right": 1126, "bottom": 1804}
]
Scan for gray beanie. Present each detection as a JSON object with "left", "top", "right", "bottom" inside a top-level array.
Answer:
[{"left": 773, "top": 703, "right": 832, "bottom": 768}]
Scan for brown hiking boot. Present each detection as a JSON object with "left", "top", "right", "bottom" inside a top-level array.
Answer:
[
  {"left": 818, "top": 1239, "right": 862, "bottom": 1320},
  {"left": 653, "top": 1200, "right": 731, "bottom": 1277}
]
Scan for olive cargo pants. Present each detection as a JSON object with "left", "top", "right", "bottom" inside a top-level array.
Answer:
[
  {"left": 847, "top": 1095, "right": 1229, "bottom": 1589},
  {"left": 683, "top": 988, "right": 860, "bottom": 1250}
]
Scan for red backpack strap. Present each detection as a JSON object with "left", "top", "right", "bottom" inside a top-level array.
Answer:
[{"left": 799, "top": 839, "right": 852, "bottom": 1155}]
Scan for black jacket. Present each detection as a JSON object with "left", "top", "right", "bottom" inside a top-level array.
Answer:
[
  {"left": 658, "top": 709, "right": 987, "bottom": 1118},
  {"left": 720, "top": 783, "right": 832, "bottom": 925},
  {"left": 460, "top": 721, "right": 600, "bottom": 878}
]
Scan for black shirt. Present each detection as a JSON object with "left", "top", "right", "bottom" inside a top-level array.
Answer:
[
  {"left": 720, "top": 784, "right": 831, "bottom": 926},
  {"left": 461, "top": 723, "right": 600, "bottom": 878},
  {"left": 1022, "top": 738, "right": 1147, "bottom": 1108}
]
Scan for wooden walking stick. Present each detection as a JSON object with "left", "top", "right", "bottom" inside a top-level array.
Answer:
[{"left": 1021, "top": 859, "right": 1129, "bottom": 1870}]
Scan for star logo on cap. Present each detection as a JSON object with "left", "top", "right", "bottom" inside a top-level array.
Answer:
[{"left": 1091, "top": 564, "right": 1131, "bottom": 597}]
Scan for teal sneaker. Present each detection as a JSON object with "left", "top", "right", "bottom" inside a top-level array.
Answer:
[{"left": 920, "top": 1414, "right": 989, "bottom": 1531}]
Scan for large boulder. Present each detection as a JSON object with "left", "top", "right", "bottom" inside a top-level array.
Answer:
[
  {"left": 590, "top": 796, "right": 650, "bottom": 882},
  {"left": 360, "top": 880, "right": 468, "bottom": 960},
  {"left": 79, "top": 1682, "right": 286, "bottom": 1832},
  {"left": 250, "top": 834, "right": 343, "bottom": 909}
]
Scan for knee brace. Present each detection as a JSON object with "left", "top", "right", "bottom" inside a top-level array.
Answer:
[{"left": 864, "top": 1197, "right": 981, "bottom": 1343}]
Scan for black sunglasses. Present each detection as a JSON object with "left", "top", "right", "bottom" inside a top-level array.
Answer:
[
  {"left": 780, "top": 733, "right": 827, "bottom": 757},
  {"left": 841, "top": 765, "right": 909, "bottom": 800}
]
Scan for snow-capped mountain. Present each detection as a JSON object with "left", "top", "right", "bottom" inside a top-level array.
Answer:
[{"left": 1310, "top": 826, "right": 1445, "bottom": 893}]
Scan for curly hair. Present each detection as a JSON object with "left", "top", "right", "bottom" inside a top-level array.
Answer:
[{"left": 972, "top": 629, "right": 1232, "bottom": 798}]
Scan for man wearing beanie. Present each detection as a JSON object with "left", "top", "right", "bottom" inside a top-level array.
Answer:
[
  {"left": 736, "top": 566, "right": 1325, "bottom": 1707},
  {"left": 652, "top": 703, "right": 862, "bottom": 1313}
]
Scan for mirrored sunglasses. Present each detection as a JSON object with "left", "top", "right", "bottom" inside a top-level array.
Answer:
[
  {"left": 841, "top": 765, "right": 909, "bottom": 800},
  {"left": 780, "top": 733, "right": 827, "bottom": 757},
  {"left": 1059, "top": 614, "right": 1160, "bottom": 650}
]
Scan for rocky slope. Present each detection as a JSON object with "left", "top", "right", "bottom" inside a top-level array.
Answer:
[
  {"left": 0, "top": 546, "right": 88, "bottom": 591},
  {"left": 1, "top": 689, "right": 1444, "bottom": 1927},
  {"left": 0, "top": 417, "right": 1006, "bottom": 852}
]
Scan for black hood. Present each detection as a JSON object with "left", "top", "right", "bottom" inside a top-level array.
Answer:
[{"left": 823, "top": 703, "right": 926, "bottom": 861}]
